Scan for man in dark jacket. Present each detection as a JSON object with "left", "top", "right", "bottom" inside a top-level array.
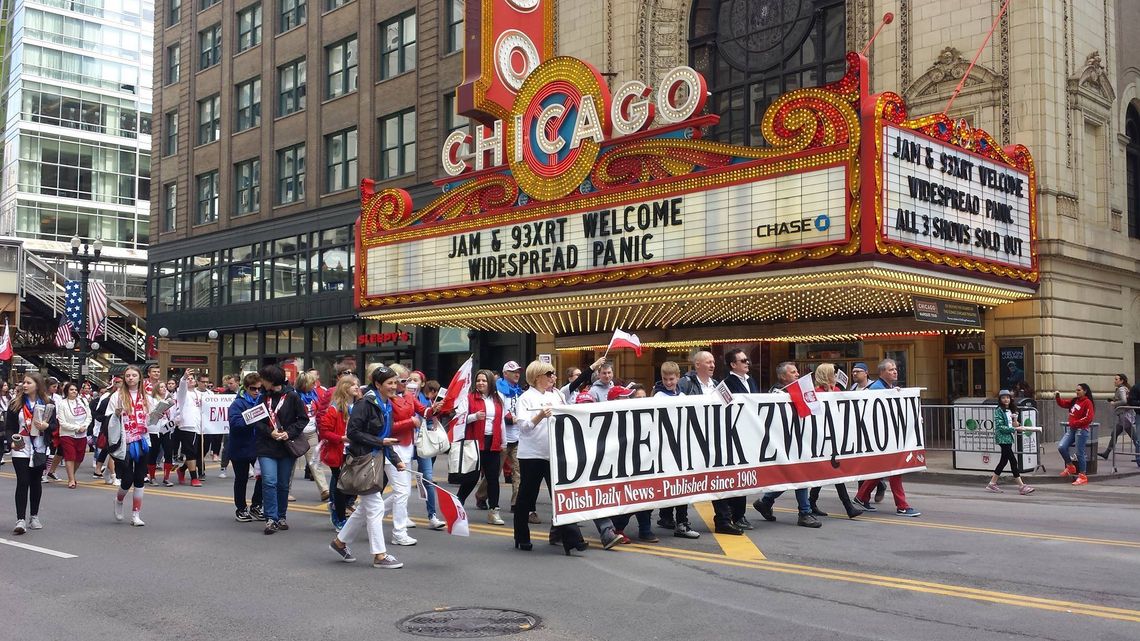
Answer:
[
  {"left": 253, "top": 364, "right": 309, "bottom": 533},
  {"left": 227, "top": 372, "right": 264, "bottom": 522},
  {"left": 720, "top": 349, "right": 758, "bottom": 532}
]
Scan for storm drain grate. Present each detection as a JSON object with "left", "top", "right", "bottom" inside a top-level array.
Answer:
[{"left": 397, "top": 608, "right": 540, "bottom": 638}]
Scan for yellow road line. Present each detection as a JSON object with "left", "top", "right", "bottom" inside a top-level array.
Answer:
[
  {"left": 692, "top": 500, "right": 766, "bottom": 561},
  {"left": 11, "top": 474, "right": 1140, "bottom": 623}
]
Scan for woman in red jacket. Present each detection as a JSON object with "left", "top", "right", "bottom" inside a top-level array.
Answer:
[
  {"left": 386, "top": 364, "right": 433, "bottom": 546},
  {"left": 318, "top": 375, "right": 359, "bottom": 531},
  {"left": 457, "top": 369, "right": 506, "bottom": 525},
  {"left": 1056, "top": 383, "right": 1095, "bottom": 485}
]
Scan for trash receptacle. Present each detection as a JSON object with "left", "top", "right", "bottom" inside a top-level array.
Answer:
[{"left": 1059, "top": 422, "right": 1098, "bottom": 474}]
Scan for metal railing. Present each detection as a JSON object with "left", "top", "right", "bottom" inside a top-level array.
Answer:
[
  {"left": 922, "top": 402, "right": 1044, "bottom": 473},
  {"left": 1102, "top": 406, "right": 1139, "bottom": 473}
]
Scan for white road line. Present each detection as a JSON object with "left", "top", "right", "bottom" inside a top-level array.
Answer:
[{"left": 0, "top": 537, "right": 78, "bottom": 559}]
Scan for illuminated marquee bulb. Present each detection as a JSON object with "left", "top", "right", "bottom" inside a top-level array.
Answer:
[
  {"left": 657, "top": 66, "right": 708, "bottom": 123},
  {"left": 611, "top": 80, "right": 654, "bottom": 136},
  {"left": 496, "top": 30, "right": 541, "bottom": 92},
  {"left": 442, "top": 129, "right": 472, "bottom": 176}
]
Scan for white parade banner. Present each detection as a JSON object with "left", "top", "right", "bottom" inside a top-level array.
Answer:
[
  {"left": 201, "top": 394, "right": 236, "bottom": 434},
  {"left": 548, "top": 388, "right": 926, "bottom": 525}
]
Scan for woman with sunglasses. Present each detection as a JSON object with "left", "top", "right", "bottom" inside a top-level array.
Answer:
[
  {"left": 514, "top": 361, "right": 587, "bottom": 554},
  {"left": 227, "top": 373, "right": 265, "bottom": 522}
]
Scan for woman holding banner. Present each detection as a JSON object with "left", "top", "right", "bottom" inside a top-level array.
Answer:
[
  {"left": 807, "top": 364, "right": 863, "bottom": 519},
  {"left": 254, "top": 365, "right": 309, "bottom": 534},
  {"left": 227, "top": 373, "right": 265, "bottom": 522},
  {"left": 513, "top": 360, "right": 587, "bottom": 554},
  {"left": 107, "top": 366, "right": 154, "bottom": 526}
]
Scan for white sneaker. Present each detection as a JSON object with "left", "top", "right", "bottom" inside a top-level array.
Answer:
[
  {"left": 114, "top": 499, "right": 125, "bottom": 522},
  {"left": 391, "top": 534, "right": 418, "bottom": 546},
  {"left": 130, "top": 513, "right": 145, "bottom": 527},
  {"left": 428, "top": 515, "right": 447, "bottom": 530},
  {"left": 218, "top": 471, "right": 227, "bottom": 479},
  {"left": 28, "top": 516, "right": 43, "bottom": 530},
  {"left": 406, "top": 520, "right": 417, "bottom": 528},
  {"left": 488, "top": 508, "right": 505, "bottom": 525},
  {"left": 13, "top": 519, "right": 26, "bottom": 535}
]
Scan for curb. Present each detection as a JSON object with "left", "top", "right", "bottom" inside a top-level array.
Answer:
[{"left": 912, "top": 467, "right": 1140, "bottom": 486}]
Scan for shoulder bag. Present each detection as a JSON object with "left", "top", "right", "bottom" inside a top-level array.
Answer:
[
  {"left": 447, "top": 438, "right": 481, "bottom": 484},
  {"left": 414, "top": 420, "right": 451, "bottom": 458},
  {"left": 339, "top": 451, "right": 385, "bottom": 495}
]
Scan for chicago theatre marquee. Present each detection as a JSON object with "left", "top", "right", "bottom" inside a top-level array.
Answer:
[{"left": 353, "top": 6, "right": 1037, "bottom": 398}]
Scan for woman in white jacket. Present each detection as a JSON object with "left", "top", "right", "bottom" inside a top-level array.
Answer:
[
  {"left": 106, "top": 366, "right": 157, "bottom": 526},
  {"left": 512, "top": 360, "right": 586, "bottom": 554},
  {"left": 55, "top": 382, "right": 90, "bottom": 489}
]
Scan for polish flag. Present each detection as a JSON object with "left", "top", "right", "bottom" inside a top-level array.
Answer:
[
  {"left": 0, "top": 318, "right": 11, "bottom": 361},
  {"left": 606, "top": 328, "right": 642, "bottom": 357},
  {"left": 433, "top": 484, "right": 470, "bottom": 536},
  {"left": 439, "top": 356, "right": 473, "bottom": 440},
  {"left": 785, "top": 373, "right": 823, "bottom": 418}
]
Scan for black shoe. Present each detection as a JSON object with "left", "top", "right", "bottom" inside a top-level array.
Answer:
[
  {"left": 753, "top": 499, "right": 776, "bottom": 522},
  {"left": 264, "top": 520, "right": 279, "bottom": 535},
  {"left": 249, "top": 506, "right": 266, "bottom": 521},
  {"left": 235, "top": 508, "right": 253, "bottom": 522},
  {"left": 564, "top": 541, "right": 589, "bottom": 556},
  {"left": 276, "top": 519, "right": 289, "bottom": 531},
  {"left": 797, "top": 513, "right": 822, "bottom": 528},
  {"left": 657, "top": 516, "right": 676, "bottom": 530},
  {"left": 810, "top": 505, "right": 829, "bottom": 517},
  {"left": 733, "top": 517, "right": 754, "bottom": 531},
  {"left": 509, "top": 505, "right": 515, "bottom": 513},
  {"left": 874, "top": 482, "right": 886, "bottom": 503},
  {"left": 476, "top": 499, "right": 488, "bottom": 510},
  {"left": 1098, "top": 451, "right": 1110, "bottom": 460},
  {"left": 600, "top": 528, "right": 623, "bottom": 550},
  {"left": 673, "top": 522, "right": 700, "bottom": 539},
  {"left": 514, "top": 541, "right": 533, "bottom": 551},
  {"left": 714, "top": 521, "right": 744, "bottom": 535},
  {"left": 548, "top": 530, "right": 562, "bottom": 546},
  {"left": 845, "top": 506, "right": 864, "bottom": 519}
]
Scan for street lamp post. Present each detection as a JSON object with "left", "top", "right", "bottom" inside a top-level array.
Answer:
[{"left": 70, "top": 236, "right": 103, "bottom": 388}]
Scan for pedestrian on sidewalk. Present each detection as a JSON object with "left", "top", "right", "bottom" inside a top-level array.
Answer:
[
  {"left": 1056, "top": 384, "right": 1095, "bottom": 486},
  {"left": 986, "top": 390, "right": 1035, "bottom": 494},
  {"left": 1099, "top": 374, "right": 1136, "bottom": 460}
]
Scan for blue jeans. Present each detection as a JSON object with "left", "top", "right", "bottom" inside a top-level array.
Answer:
[
  {"left": 258, "top": 456, "right": 296, "bottom": 522},
  {"left": 416, "top": 453, "right": 438, "bottom": 517},
  {"left": 612, "top": 510, "right": 653, "bottom": 537},
  {"left": 762, "top": 487, "right": 811, "bottom": 515},
  {"left": 1057, "top": 427, "right": 1089, "bottom": 473}
]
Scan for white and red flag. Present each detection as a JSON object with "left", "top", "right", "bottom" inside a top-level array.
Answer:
[
  {"left": 86, "top": 279, "right": 107, "bottom": 341},
  {"left": 0, "top": 318, "right": 12, "bottom": 360},
  {"left": 439, "top": 356, "right": 473, "bottom": 440},
  {"left": 432, "top": 482, "right": 470, "bottom": 536},
  {"left": 606, "top": 328, "right": 642, "bottom": 357},
  {"left": 785, "top": 373, "right": 823, "bottom": 418}
]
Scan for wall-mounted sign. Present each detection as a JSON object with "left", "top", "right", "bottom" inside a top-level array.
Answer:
[
  {"left": 365, "top": 167, "right": 846, "bottom": 297},
  {"left": 998, "top": 345, "right": 1027, "bottom": 390},
  {"left": 913, "top": 297, "right": 981, "bottom": 327},
  {"left": 357, "top": 331, "right": 412, "bottom": 347},
  {"left": 945, "top": 334, "right": 985, "bottom": 354}
]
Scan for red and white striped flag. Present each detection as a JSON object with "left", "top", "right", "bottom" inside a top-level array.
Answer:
[
  {"left": 785, "top": 373, "right": 824, "bottom": 418},
  {"left": 86, "top": 279, "right": 107, "bottom": 342},
  {"left": 439, "top": 356, "right": 473, "bottom": 440},
  {"left": 0, "top": 318, "right": 12, "bottom": 360},
  {"left": 54, "top": 315, "right": 73, "bottom": 347},
  {"left": 433, "top": 483, "right": 470, "bottom": 536},
  {"left": 606, "top": 328, "right": 642, "bottom": 356}
]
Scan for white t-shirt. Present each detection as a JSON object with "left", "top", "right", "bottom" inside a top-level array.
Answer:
[
  {"left": 516, "top": 387, "right": 562, "bottom": 460},
  {"left": 482, "top": 397, "right": 497, "bottom": 436}
]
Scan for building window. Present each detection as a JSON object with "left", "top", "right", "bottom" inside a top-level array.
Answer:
[
  {"left": 325, "top": 128, "right": 357, "bottom": 192},
  {"left": 235, "top": 77, "right": 262, "bottom": 131},
  {"left": 277, "top": 58, "right": 306, "bottom": 116},
  {"left": 379, "top": 12, "right": 416, "bottom": 80},
  {"left": 163, "top": 182, "right": 178, "bottom": 231},
  {"left": 200, "top": 0, "right": 220, "bottom": 9},
  {"left": 326, "top": 37, "right": 358, "bottom": 99},
  {"left": 199, "top": 24, "right": 222, "bottom": 70},
  {"left": 443, "top": 92, "right": 468, "bottom": 134},
  {"left": 446, "top": 0, "right": 463, "bottom": 54},
  {"left": 280, "top": 0, "right": 306, "bottom": 33},
  {"left": 164, "top": 111, "right": 178, "bottom": 155},
  {"left": 197, "top": 94, "right": 221, "bottom": 144},
  {"left": 379, "top": 108, "right": 415, "bottom": 178},
  {"left": 688, "top": 0, "right": 845, "bottom": 145},
  {"left": 166, "top": 44, "right": 181, "bottom": 84},
  {"left": 235, "top": 158, "right": 261, "bottom": 215},
  {"left": 277, "top": 143, "right": 306, "bottom": 204},
  {"left": 169, "top": 0, "right": 182, "bottom": 27},
  {"left": 326, "top": 0, "right": 352, "bottom": 11},
  {"left": 196, "top": 171, "right": 219, "bottom": 224},
  {"left": 237, "top": 4, "right": 263, "bottom": 52},
  {"left": 1128, "top": 104, "right": 1140, "bottom": 240}
]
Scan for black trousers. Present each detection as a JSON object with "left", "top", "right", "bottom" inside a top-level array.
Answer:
[
  {"left": 458, "top": 437, "right": 501, "bottom": 508},
  {"left": 994, "top": 443, "right": 1021, "bottom": 477},
  {"left": 12, "top": 457, "right": 45, "bottom": 520},
  {"left": 328, "top": 466, "right": 355, "bottom": 521},
  {"left": 514, "top": 458, "right": 581, "bottom": 546},
  {"left": 230, "top": 459, "right": 264, "bottom": 510},
  {"left": 204, "top": 434, "right": 223, "bottom": 456},
  {"left": 658, "top": 504, "right": 690, "bottom": 525},
  {"left": 148, "top": 433, "right": 173, "bottom": 466},
  {"left": 809, "top": 483, "right": 856, "bottom": 510},
  {"left": 116, "top": 454, "right": 147, "bottom": 490}
]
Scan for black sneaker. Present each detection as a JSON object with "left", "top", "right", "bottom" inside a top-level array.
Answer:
[
  {"left": 264, "top": 520, "right": 279, "bottom": 535},
  {"left": 249, "top": 506, "right": 266, "bottom": 521},
  {"left": 476, "top": 499, "right": 488, "bottom": 510},
  {"left": 235, "top": 509, "right": 253, "bottom": 522},
  {"left": 797, "top": 513, "right": 822, "bottom": 528},
  {"left": 714, "top": 521, "right": 744, "bottom": 535},
  {"left": 874, "top": 482, "right": 886, "bottom": 503},
  {"left": 673, "top": 522, "right": 700, "bottom": 539},
  {"left": 733, "top": 517, "right": 754, "bottom": 531},
  {"left": 811, "top": 505, "right": 829, "bottom": 517},
  {"left": 46, "top": 472, "right": 60, "bottom": 482},
  {"left": 276, "top": 519, "right": 289, "bottom": 531},
  {"left": 656, "top": 516, "right": 676, "bottom": 530},
  {"left": 753, "top": 499, "right": 776, "bottom": 522}
]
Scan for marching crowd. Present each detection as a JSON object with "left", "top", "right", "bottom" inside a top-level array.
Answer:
[{"left": 3, "top": 353, "right": 1134, "bottom": 569}]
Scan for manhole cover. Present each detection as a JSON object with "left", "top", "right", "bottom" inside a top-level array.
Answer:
[{"left": 397, "top": 607, "right": 541, "bottom": 638}]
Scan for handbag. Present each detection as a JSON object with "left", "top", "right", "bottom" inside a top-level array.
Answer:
[
  {"left": 447, "top": 438, "right": 481, "bottom": 483},
  {"left": 339, "top": 451, "right": 385, "bottom": 495},
  {"left": 285, "top": 434, "right": 311, "bottom": 459},
  {"left": 415, "top": 422, "right": 451, "bottom": 458}
]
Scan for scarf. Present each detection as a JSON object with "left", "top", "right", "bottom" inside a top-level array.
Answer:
[
  {"left": 122, "top": 389, "right": 151, "bottom": 460},
  {"left": 496, "top": 377, "right": 522, "bottom": 399},
  {"left": 364, "top": 390, "right": 393, "bottom": 455}
]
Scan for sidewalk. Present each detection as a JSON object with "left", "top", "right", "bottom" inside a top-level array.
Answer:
[{"left": 915, "top": 438, "right": 1140, "bottom": 486}]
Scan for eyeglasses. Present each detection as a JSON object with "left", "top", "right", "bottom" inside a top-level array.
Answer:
[
  {"left": 398, "top": 378, "right": 408, "bottom": 384},
  {"left": 543, "top": 371, "right": 557, "bottom": 377},
  {"left": 736, "top": 358, "right": 750, "bottom": 364}
]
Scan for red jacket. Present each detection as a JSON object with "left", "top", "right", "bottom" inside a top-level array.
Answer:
[
  {"left": 390, "top": 393, "right": 428, "bottom": 447},
  {"left": 317, "top": 405, "right": 348, "bottom": 468},
  {"left": 815, "top": 384, "right": 842, "bottom": 392},
  {"left": 463, "top": 393, "right": 504, "bottom": 452},
  {"left": 1056, "top": 395, "right": 1095, "bottom": 429}
]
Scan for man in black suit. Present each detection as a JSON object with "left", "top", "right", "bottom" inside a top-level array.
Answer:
[
  {"left": 722, "top": 349, "right": 758, "bottom": 533},
  {"left": 677, "top": 351, "right": 742, "bottom": 535}
]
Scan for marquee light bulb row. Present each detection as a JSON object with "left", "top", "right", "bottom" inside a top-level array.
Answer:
[{"left": 554, "top": 329, "right": 986, "bottom": 352}]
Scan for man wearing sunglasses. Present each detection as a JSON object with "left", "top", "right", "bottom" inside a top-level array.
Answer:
[{"left": 721, "top": 349, "right": 759, "bottom": 533}]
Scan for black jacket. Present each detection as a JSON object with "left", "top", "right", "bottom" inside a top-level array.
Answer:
[
  {"left": 253, "top": 388, "right": 308, "bottom": 459},
  {"left": 676, "top": 371, "right": 720, "bottom": 396},
  {"left": 345, "top": 393, "right": 402, "bottom": 465},
  {"left": 724, "top": 373, "right": 760, "bottom": 394}
]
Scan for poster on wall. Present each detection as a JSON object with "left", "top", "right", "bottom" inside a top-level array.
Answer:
[{"left": 998, "top": 346, "right": 1026, "bottom": 390}]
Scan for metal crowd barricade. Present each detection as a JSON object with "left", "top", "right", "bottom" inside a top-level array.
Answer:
[
  {"left": 1104, "top": 405, "right": 1139, "bottom": 473},
  {"left": 922, "top": 402, "right": 1043, "bottom": 472}
]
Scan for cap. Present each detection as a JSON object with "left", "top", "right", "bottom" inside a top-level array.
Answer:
[
  {"left": 852, "top": 362, "right": 868, "bottom": 372},
  {"left": 607, "top": 386, "right": 635, "bottom": 401},
  {"left": 998, "top": 389, "right": 1012, "bottom": 398},
  {"left": 574, "top": 389, "right": 595, "bottom": 404},
  {"left": 502, "top": 360, "right": 522, "bottom": 372}
]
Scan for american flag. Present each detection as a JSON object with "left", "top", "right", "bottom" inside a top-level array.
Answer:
[
  {"left": 87, "top": 279, "right": 107, "bottom": 341},
  {"left": 64, "top": 280, "right": 84, "bottom": 333},
  {"left": 54, "top": 314, "right": 73, "bottom": 348}
]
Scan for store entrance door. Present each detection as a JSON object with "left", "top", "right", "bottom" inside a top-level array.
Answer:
[{"left": 946, "top": 357, "right": 986, "bottom": 402}]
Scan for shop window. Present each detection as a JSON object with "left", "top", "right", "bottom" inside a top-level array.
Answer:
[
  {"left": 379, "top": 12, "right": 416, "bottom": 79},
  {"left": 689, "top": 0, "right": 845, "bottom": 146}
]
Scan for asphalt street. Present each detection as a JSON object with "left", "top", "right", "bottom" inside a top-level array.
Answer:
[{"left": 1, "top": 462, "right": 1138, "bottom": 641}]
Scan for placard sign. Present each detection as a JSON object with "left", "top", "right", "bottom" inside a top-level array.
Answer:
[
  {"left": 882, "top": 125, "right": 1032, "bottom": 270},
  {"left": 366, "top": 166, "right": 847, "bottom": 296},
  {"left": 201, "top": 394, "right": 236, "bottom": 434},
  {"left": 952, "top": 405, "right": 1039, "bottom": 471},
  {"left": 547, "top": 388, "right": 926, "bottom": 525}
]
